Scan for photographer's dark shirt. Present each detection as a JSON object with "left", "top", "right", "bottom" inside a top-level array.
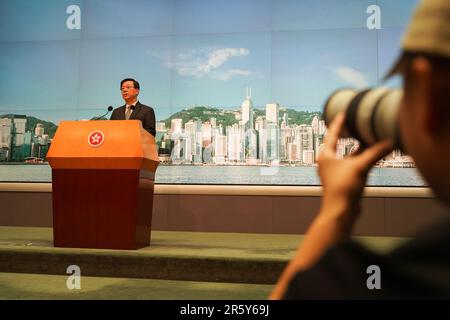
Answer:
[{"left": 283, "top": 217, "right": 450, "bottom": 299}]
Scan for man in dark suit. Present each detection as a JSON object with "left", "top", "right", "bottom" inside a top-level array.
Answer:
[{"left": 110, "top": 78, "right": 156, "bottom": 136}]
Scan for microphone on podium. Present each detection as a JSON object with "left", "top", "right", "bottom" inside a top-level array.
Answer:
[{"left": 92, "top": 106, "right": 114, "bottom": 120}]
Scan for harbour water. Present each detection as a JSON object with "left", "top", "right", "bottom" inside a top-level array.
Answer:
[{"left": 0, "top": 164, "right": 426, "bottom": 186}]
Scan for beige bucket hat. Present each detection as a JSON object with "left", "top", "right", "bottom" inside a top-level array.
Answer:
[{"left": 387, "top": 0, "right": 450, "bottom": 76}]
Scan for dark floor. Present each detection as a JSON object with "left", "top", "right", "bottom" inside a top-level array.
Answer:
[{"left": 0, "top": 226, "right": 408, "bottom": 299}]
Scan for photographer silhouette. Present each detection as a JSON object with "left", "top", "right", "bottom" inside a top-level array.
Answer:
[{"left": 271, "top": 0, "right": 450, "bottom": 299}]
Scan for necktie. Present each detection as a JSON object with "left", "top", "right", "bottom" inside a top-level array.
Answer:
[{"left": 125, "top": 106, "right": 133, "bottom": 120}]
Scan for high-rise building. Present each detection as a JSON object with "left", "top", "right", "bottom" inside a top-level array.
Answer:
[
  {"left": 282, "top": 112, "right": 288, "bottom": 128},
  {"left": 312, "top": 115, "right": 320, "bottom": 135},
  {"left": 300, "top": 124, "right": 314, "bottom": 151},
  {"left": 13, "top": 116, "right": 26, "bottom": 134},
  {"left": 244, "top": 129, "right": 258, "bottom": 164},
  {"left": 30, "top": 123, "right": 49, "bottom": 159},
  {"left": 319, "top": 120, "right": 326, "bottom": 135},
  {"left": 265, "top": 122, "right": 279, "bottom": 164},
  {"left": 169, "top": 118, "right": 186, "bottom": 164},
  {"left": 0, "top": 147, "right": 8, "bottom": 161},
  {"left": 194, "top": 131, "right": 203, "bottom": 163},
  {"left": 315, "top": 134, "right": 324, "bottom": 161},
  {"left": 184, "top": 119, "right": 202, "bottom": 164},
  {"left": 280, "top": 128, "right": 287, "bottom": 160},
  {"left": 302, "top": 150, "right": 315, "bottom": 165},
  {"left": 281, "top": 127, "right": 294, "bottom": 161},
  {"left": 241, "top": 87, "right": 254, "bottom": 130},
  {"left": 0, "top": 118, "right": 12, "bottom": 149},
  {"left": 35, "top": 123, "right": 44, "bottom": 137},
  {"left": 202, "top": 121, "right": 214, "bottom": 164},
  {"left": 213, "top": 135, "right": 227, "bottom": 164},
  {"left": 156, "top": 122, "right": 166, "bottom": 132},
  {"left": 293, "top": 126, "right": 303, "bottom": 162},
  {"left": 287, "top": 143, "right": 298, "bottom": 162},
  {"left": 0, "top": 118, "right": 12, "bottom": 161},
  {"left": 202, "top": 122, "right": 212, "bottom": 146},
  {"left": 171, "top": 137, "right": 185, "bottom": 164},
  {"left": 293, "top": 124, "right": 314, "bottom": 164},
  {"left": 158, "top": 132, "right": 173, "bottom": 157},
  {"left": 210, "top": 117, "right": 217, "bottom": 129},
  {"left": 258, "top": 127, "right": 266, "bottom": 163},
  {"left": 38, "top": 134, "right": 50, "bottom": 159},
  {"left": 171, "top": 118, "right": 183, "bottom": 134},
  {"left": 265, "top": 103, "right": 279, "bottom": 125},
  {"left": 255, "top": 116, "right": 265, "bottom": 132},
  {"left": 227, "top": 124, "right": 242, "bottom": 162},
  {"left": 10, "top": 115, "right": 27, "bottom": 162},
  {"left": 22, "top": 131, "right": 32, "bottom": 159}
]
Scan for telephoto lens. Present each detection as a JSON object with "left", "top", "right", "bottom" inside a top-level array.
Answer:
[{"left": 323, "top": 88, "right": 403, "bottom": 148}]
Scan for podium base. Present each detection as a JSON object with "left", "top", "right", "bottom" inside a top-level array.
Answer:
[{"left": 52, "top": 169, "right": 154, "bottom": 250}]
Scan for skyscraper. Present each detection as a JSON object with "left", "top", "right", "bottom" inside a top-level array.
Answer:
[
  {"left": 156, "top": 122, "right": 166, "bottom": 132},
  {"left": 171, "top": 118, "right": 183, "bottom": 134},
  {"left": 0, "top": 118, "right": 12, "bottom": 161},
  {"left": 255, "top": 116, "right": 265, "bottom": 132},
  {"left": 319, "top": 120, "right": 326, "bottom": 135},
  {"left": 312, "top": 115, "right": 320, "bottom": 135},
  {"left": 183, "top": 119, "right": 202, "bottom": 164},
  {"left": 170, "top": 118, "right": 186, "bottom": 164},
  {"left": 202, "top": 121, "right": 212, "bottom": 146},
  {"left": 265, "top": 103, "right": 279, "bottom": 125},
  {"left": 10, "top": 115, "right": 27, "bottom": 162},
  {"left": 0, "top": 118, "right": 12, "bottom": 148},
  {"left": 293, "top": 126, "right": 303, "bottom": 162},
  {"left": 300, "top": 124, "right": 314, "bottom": 151},
  {"left": 184, "top": 120, "right": 195, "bottom": 162},
  {"left": 287, "top": 143, "right": 298, "bottom": 162},
  {"left": 303, "top": 150, "right": 315, "bottom": 165},
  {"left": 213, "top": 134, "right": 227, "bottom": 164},
  {"left": 35, "top": 123, "right": 44, "bottom": 137},
  {"left": 244, "top": 129, "right": 258, "bottom": 164},
  {"left": 281, "top": 112, "right": 288, "bottom": 129},
  {"left": 210, "top": 117, "right": 217, "bottom": 129},
  {"left": 227, "top": 124, "right": 243, "bottom": 162},
  {"left": 241, "top": 87, "right": 254, "bottom": 130},
  {"left": 265, "top": 122, "right": 280, "bottom": 165}
]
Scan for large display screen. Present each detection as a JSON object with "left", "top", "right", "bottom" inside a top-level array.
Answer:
[{"left": 0, "top": 0, "right": 425, "bottom": 186}]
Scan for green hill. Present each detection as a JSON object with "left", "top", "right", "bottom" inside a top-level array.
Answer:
[{"left": 162, "top": 106, "right": 237, "bottom": 129}]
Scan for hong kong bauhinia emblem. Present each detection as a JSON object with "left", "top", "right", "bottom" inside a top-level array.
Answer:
[{"left": 88, "top": 131, "right": 104, "bottom": 147}]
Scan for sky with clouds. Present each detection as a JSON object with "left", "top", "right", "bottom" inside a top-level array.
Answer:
[{"left": 0, "top": 0, "right": 418, "bottom": 123}]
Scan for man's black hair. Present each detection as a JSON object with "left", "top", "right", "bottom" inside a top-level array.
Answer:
[{"left": 120, "top": 78, "right": 140, "bottom": 90}]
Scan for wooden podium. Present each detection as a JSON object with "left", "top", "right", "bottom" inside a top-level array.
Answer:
[{"left": 46, "top": 120, "right": 159, "bottom": 250}]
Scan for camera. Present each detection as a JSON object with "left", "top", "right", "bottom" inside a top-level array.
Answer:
[{"left": 323, "top": 88, "right": 403, "bottom": 148}]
